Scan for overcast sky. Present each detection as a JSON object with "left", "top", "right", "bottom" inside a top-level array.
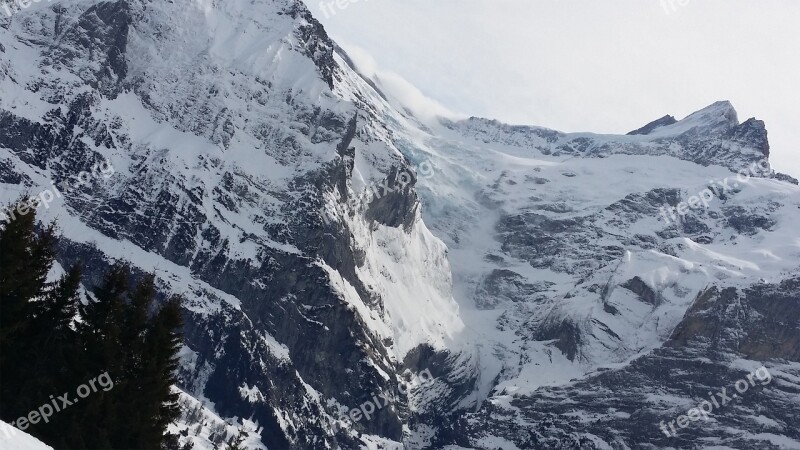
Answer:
[{"left": 304, "top": 0, "right": 800, "bottom": 177}]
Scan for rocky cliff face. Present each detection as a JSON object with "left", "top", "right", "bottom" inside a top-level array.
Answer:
[
  {"left": 450, "top": 278, "right": 800, "bottom": 449},
  {"left": 2, "top": 1, "right": 798, "bottom": 449},
  {"left": 1, "top": 1, "right": 462, "bottom": 448}
]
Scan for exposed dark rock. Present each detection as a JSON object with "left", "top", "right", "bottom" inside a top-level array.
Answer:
[
  {"left": 365, "top": 165, "right": 419, "bottom": 231},
  {"left": 622, "top": 276, "right": 661, "bottom": 307},
  {"left": 627, "top": 114, "right": 677, "bottom": 135},
  {"left": 723, "top": 206, "right": 775, "bottom": 235},
  {"left": 474, "top": 269, "right": 554, "bottom": 308},
  {"left": 454, "top": 279, "right": 800, "bottom": 449},
  {"left": 729, "top": 118, "right": 770, "bottom": 157}
]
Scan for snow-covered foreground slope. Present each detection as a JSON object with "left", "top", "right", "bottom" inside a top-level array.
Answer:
[
  {"left": 1, "top": 0, "right": 799, "bottom": 448},
  {"left": 0, "top": 421, "right": 53, "bottom": 450}
]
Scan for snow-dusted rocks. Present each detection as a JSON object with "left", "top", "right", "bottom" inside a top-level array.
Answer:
[
  {"left": 394, "top": 97, "right": 800, "bottom": 447},
  {"left": 1, "top": 0, "right": 457, "bottom": 447}
]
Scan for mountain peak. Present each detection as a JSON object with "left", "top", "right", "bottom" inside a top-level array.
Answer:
[
  {"left": 631, "top": 100, "right": 742, "bottom": 142},
  {"left": 682, "top": 100, "right": 739, "bottom": 127},
  {"left": 627, "top": 114, "right": 678, "bottom": 135}
]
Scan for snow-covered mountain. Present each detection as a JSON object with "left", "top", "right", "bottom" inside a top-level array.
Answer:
[
  {"left": 394, "top": 101, "right": 800, "bottom": 449},
  {"left": 1, "top": 0, "right": 798, "bottom": 449}
]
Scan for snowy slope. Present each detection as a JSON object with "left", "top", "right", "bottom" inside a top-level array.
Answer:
[
  {"left": 376, "top": 98, "right": 800, "bottom": 397},
  {"left": 378, "top": 97, "right": 800, "bottom": 446},
  {"left": 0, "top": 421, "right": 53, "bottom": 450}
]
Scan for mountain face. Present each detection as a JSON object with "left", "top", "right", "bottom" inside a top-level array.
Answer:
[{"left": 1, "top": 1, "right": 798, "bottom": 449}]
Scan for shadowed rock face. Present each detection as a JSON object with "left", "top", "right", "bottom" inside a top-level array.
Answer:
[
  {"left": 627, "top": 114, "right": 678, "bottom": 135},
  {"left": 474, "top": 269, "right": 554, "bottom": 309},
  {"left": 45, "top": 126, "right": 410, "bottom": 447},
  {"left": 670, "top": 279, "right": 800, "bottom": 361},
  {"left": 622, "top": 276, "right": 661, "bottom": 306},
  {"left": 448, "top": 278, "right": 800, "bottom": 449},
  {"left": 365, "top": 165, "right": 420, "bottom": 231},
  {"left": 730, "top": 118, "right": 771, "bottom": 158}
]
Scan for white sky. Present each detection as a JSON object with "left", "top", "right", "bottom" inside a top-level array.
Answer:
[{"left": 304, "top": 0, "right": 800, "bottom": 177}]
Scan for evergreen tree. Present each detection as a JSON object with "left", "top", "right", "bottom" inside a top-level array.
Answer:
[
  {"left": 226, "top": 428, "right": 248, "bottom": 450},
  {"left": 40, "top": 264, "right": 82, "bottom": 333},
  {"left": 162, "top": 432, "right": 181, "bottom": 450},
  {"left": 147, "top": 296, "right": 184, "bottom": 448},
  {"left": 0, "top": 201, "right": 186, "bottom": 450},
  {"left": 0, "top": 199, "right": 55, "bottom": 337},
  {"left": 75, "top": 264, "right": 129, "bottom": 450},
  {"left": 119, "top": 273, "right": 157, "bottom": 447},
  {"left": 0, "top": 199, "right": 59, "bottom": 419},
  {"left": 22, "top": 264, "right": 83, "bottom": 445},
  {"left": 0, "top": 199, "right": 56, "bottom": 348},
  {"left": 78, "top": 270, "right": 185, "bottom": 450}
]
